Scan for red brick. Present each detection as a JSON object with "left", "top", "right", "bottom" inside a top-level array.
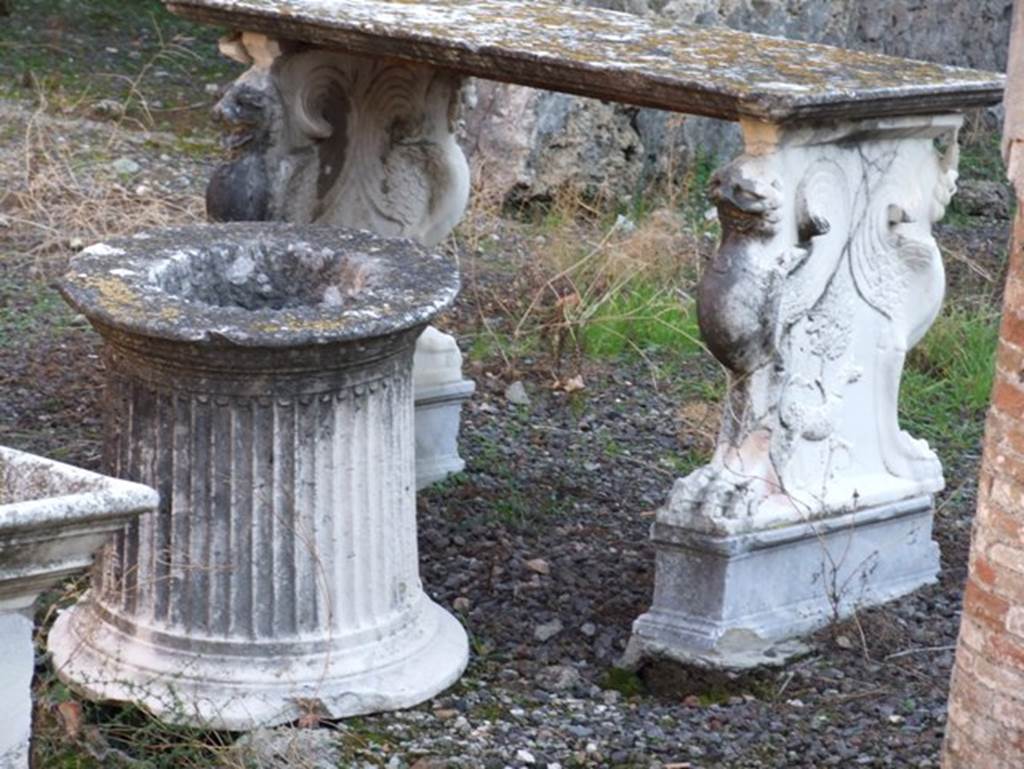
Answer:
[
  {"left": 969, "top": 644, "right": 1024, "bottom": 693},
  {"left": 987, "top": 449, "right": 1024, "bottom": 483},
  {"left": 996, "top": 337, "right": 1024, "bottom": 381},
  {"left": 973, "top": 552, "right": 1000, "bottom": 587},
  {"left": 942, "top": 200, "right": 1024, "bottom": 769},
  {"left": 987, "top": 475, "right": 1024, "bottom": 520},
  {"left": 991, "top": 542, "right": 1024, "bottom": 576},
  {"left": 992, "top": 378, "right": 1024, "bottom": 420},
  {"left": 963, "top": 579, "right": 1011, "bottom": 631},
  {"left": 991, "top": 561, "right": 1024, "bottom": 605},
  {"left": 1000, "top": 310, "right": 1024, "bottom": 351},
  {"left": 977, "top": 499, "right": 1024, "bottom": 541},
  {"left": 987, "top": 409, "right": 1024, "bottom": 459},
  {"left": 989, "top": 630, "right": 1024, "bottom": 670},
  {"left": 1000, "top": 260, "right": 1024, "bottom": 312}
]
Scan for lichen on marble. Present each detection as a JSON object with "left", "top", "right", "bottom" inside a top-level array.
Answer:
[
  {"left": 164, "top": 0, "right": 1004, "bottom": 122},
  {"left": 61, "top": 223, "right": 460, "bottom": 348}
]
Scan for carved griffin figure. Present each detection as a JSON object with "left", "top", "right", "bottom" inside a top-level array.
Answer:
[{"left": 668, "top": 122, "right": 959, "bottom": 532}]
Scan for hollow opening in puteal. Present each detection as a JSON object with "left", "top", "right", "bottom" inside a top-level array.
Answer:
[{"left": 149, "top": 239, "right": 379, "bottom": 312}]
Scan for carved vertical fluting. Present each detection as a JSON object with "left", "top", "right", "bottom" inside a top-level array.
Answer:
[
  {"left": 92, "top": 348, "right": 421, "bottom": 647},
  {"left": 47, "top": 223, "right": 468, "bottom": 729}
]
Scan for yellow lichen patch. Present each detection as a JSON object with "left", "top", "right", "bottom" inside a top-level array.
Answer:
[
  {"left": 250, "top": 314, "right": 354, "bottom": 335},
  {"left": 84, "top": 276, "right": 147, "bottom": 316}
]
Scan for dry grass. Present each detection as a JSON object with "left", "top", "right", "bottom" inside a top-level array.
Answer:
[
  {"left": 674, "top": 400, "right": 721, "bottom": 457},
  {"left": 0, "top": 100, "right": 204, "bottom": 272},
  {"left": 457, "top": 177, "right": 714, "bottom": 379}
]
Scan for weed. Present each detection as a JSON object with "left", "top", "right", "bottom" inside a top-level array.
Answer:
[
  {"left": 601, "top": 667, "right": 645, "bottom": 697},
  {"left": 901, "top": 302, "right": 1000, "bottom": 456},
  {"left": 0, "top": 104, "right": 204, "bottom": 259},
  {"left": 957, "top": 125, "right": 1005, "bottom": 182},
  {"left": 659, "top": 448, "right": 708, "bottom": 477},
  {"left": 579, "top": 286, "right": 703, "bottom": 358}
]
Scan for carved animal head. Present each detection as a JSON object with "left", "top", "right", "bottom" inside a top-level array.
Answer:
[
  {"left": 206, "top": 33, "right": 469, "bottom": 248},
  {"left": 710, "top": 158, "right": 784, "bottom": 238}
]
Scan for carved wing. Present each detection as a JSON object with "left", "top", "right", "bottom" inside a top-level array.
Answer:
[
  {"left": 848, "top": 183, "right": 906, "bottom": 322},
  {"left": 777, "top": 160, "right": 850, "bottom": 335}
]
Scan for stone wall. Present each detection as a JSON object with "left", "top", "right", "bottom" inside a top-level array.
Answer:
[{"left": 462, "top": 0, "right": 1015, "bottom": 204}]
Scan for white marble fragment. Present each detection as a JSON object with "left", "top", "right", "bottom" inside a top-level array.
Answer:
[
  {"left": 0, "top": 446, "right": 155, "bottom": 768},
  {"left": 414, "top": 326, "right": 476, "bottom": 488}
]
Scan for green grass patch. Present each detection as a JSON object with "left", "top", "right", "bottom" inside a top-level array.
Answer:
[
  {"left": 0, "top": 279, "right": 78, "bottom": 347},
  {"left": 659, "top": 448, "right": 710, "bottom": 477},
  {"left": 900, "top": 304, "right": 999, "bottom": 455},
  {"left": 578, "top": 285, "right": 703, "bottom": 359},
  {"left": 958, "top": 130, "right": 1005, "bottom": 181},
  {"left": 466, "top": 329, "right": 541, "bottom": 366},
  {"left": 601, "top": 667, "right": 645, "bottom": 697},
  {"left": 0, "top": 0, "right": 240, "bottom": 133}
]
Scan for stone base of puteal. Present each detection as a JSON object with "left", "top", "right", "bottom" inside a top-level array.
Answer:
[{"left": 625, "top": 493, "right": 940, "bottom": 671}]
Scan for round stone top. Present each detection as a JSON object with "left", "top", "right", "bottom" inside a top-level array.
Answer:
[{"left": 60, "top": 223, "right": 460, "bottom": 348}]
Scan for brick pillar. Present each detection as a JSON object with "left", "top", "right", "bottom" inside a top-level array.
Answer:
[{"left": 942, "top": 3, "right": 1024, "bottom": 767}]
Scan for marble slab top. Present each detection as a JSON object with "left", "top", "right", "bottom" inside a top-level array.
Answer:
[{"left": 166, "top": 0, "right": 1004, "bottom": 123}]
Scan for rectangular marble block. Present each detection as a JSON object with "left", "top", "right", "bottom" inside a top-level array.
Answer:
[
  {"left": 629, "top": 496, "right": 940, "bottom": 669},
  {"left": 415, "top": 379, "right": 475, "bottom": 490}
]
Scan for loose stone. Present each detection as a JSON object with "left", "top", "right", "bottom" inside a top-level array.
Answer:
[{"left": 535, "top": 618, "right": 565, "bottom": 642}]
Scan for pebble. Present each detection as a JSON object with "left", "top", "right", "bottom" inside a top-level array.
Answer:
[
  {"left": 534, "top": 618, "right": 564, "bottom": 642},
  {"left": 515, "top": 748, "right": 536, "bottom": 764},
  {"left": 525, "top": 558, "right": 551, "bottom": 575},
  {"left": 111, "top": 157, "right": 141, "bottom": 175},
  {"left": 90, "top": 98, "right": 124, "bottom": 119},
  {"left": 505, "top": 380, "right": 531, "bottom": 406}
]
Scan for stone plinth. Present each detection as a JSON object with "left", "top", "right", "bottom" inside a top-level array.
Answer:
[
  {"left": 626, "top": 497, "right": 939, "bottom": 669},
  {"left": 48, "top": 223, "right": 469, "bottom": 730},
  {"left": 0, "top": 446, "right": 156, "bottom": 768}
]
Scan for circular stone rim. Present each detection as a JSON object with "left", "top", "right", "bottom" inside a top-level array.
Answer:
[{"left": 59, "top": 223, "right": 461, "bottom": 348}]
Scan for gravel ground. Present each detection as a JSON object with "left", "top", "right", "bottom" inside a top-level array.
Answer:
[{"left": 0, "top": 95, "right": 1013, "bottom": 768}]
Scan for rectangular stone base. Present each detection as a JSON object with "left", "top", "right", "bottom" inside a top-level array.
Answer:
[{"left": 626, "top": 496, "right": 940, "bottom": 670}]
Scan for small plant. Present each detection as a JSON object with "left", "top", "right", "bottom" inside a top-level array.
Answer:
[
  {"left": 901, "top": 302, "right": 1000, "bottom": 456},
  {"left": 601, "top": 667, "right": 645, "bottom": 698}
]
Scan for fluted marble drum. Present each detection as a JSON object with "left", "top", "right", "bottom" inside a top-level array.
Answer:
[{"left": 48, "top": 223, "right": 468, "bottom": 729}]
